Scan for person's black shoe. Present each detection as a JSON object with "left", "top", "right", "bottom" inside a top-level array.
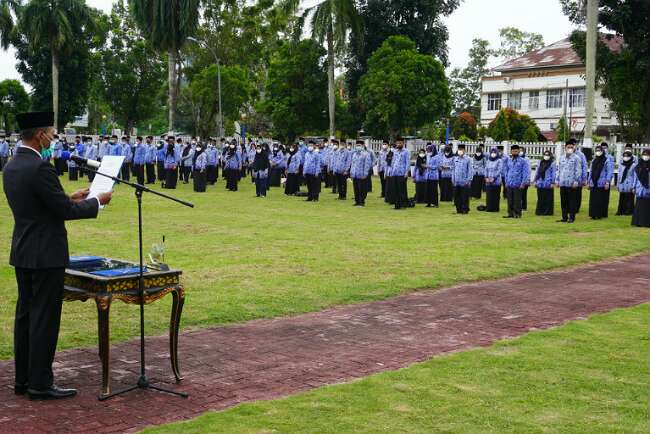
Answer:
[
  {"left": 14, "top": 383, "right": 28, "bottom": 395},
  {"left": 28, "top": 386, "right": 77, "bottom": 400},
  {"left": 305, "top": 199, "right": 313, "bottom": 202},
  {"left": 567, "top": 218, "right": 575, "bottom": 223},
  {"left": 503, "top": 215, "right": 514, "bottom": 218},
  {"left": 556, "top": 219, "right": 567, "bottom": 223}
]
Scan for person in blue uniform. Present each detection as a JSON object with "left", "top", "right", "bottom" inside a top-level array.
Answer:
[
  {"left": 251, "top": 144, "right": 270, "bottom": 197},
  {"left": 452, "top": 144, "right": 473, "bottom": 214},
  {"left": 616, "top": 150, "right": 636, "bottom": 215},
  {"left": 483, "top": 147, "right": 503, "bottom": 212},
  {"left": 392, "top": 138, "right": 410, "bottom": 210},
  {"left": 163, "top": 138, "right": 180, "bottom": 189},
  {"left": 413, "top": 148, "right": 427, "bottom": 203},
  {"left": 350, "top": 140, "right": 372, "bottom": 206},
  {"left": 97, "top": 136, "right": 109, "bottom": 161},
  {"left": 425, "top": 144, "right": 440, "bottom": 207},
  {"left": 74, "top": 136, "right": 85, "bottom": 178},
  {"left": 224, "top": 142, "right": 242, "bottom": 191},
  {"left": 84, "top": 137, "right": 98, "bottom": 182},
  {"left": 470, "top": 144, "right": 486, "bottom": 199},
  {"left": 269, "top": 144, "right": 285, "bottom": 187},
  {"left": 67, "top": 142, "right": 79, "bottom": 181},
  {"left": 365, "top": 143, "right": 375, "bottom": 194},
  {"left": 588, "top": 145, "right": 614, "bottom": 219},
  {"left": 378, "top": 141, "right": 388, "bottom": 198},
  {"left": 384, "top": 143, "right": 397, "bottom": 204},
  {"left": 497, "top": 145, "right": 508, "bottom": 199},
  {"left": 439, "top": 145, "right": 454, "bottom": 202},
  {"left": 284, "top": 143, "right": 301, "bottom": 195},
  {"left": 573, "top": 140, "right": 589, "bottom": 213},
  {"left": 332, "top": 140, "right": 351, "bottom": 200},
  {"left": 328, "top": 141, "right": 338, "bottom": 194},
  {"left": 632, "top": 149, "right": 650, "bottom": 227},
  {"left": 145, "top": 136, "right": 156, "bottom": 184},
  {"left": 503, "top": 145, "right": 529, "bottom": 219},
  {"left": 156, "top": 139, "right": 167, "bottom": 186},
  {"left": 192, "top": 143, "right": 208, "bottom": 192},
  {"left": 109, "top": 135, "right": 122, "bottom": 157},
  {"left": 180, "top": 141, "right": 194, "bottom": 184},
  {"left": 557, "top": 141, "right": 582, "bottom": 223},
  {"left": 302, "top": 140, "right": 322, "bottom": 201},
  {"left": 120, "top": 136, "right": 132, "bottom": 181},
  {"left": 519, "top": 147, "right": 531, "bottom": 210},
  {"left": 534, "top": 150, "right": 557, "bottom": 216},
  {"left": 600, "top": 142, "right": 615, "bottom": 212},
  {"left": 0, "top": 135, "right": 9, "bottom": 171},
  {"left": 51, "top": 135, "right": 64, "bottom": 175},
  {"left": 206, "top": 141, "right": 219, "bottom": 185},
  {"left": 132, "top": 136, "right": 147, "bottom": 185}
]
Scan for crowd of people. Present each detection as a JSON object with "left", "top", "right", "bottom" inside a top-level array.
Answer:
[{"left": 1, "top": 133, "right": 648, "bottom": 227}]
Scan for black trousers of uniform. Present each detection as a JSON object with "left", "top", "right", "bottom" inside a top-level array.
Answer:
[
  {"left": 632, "top": 197, "right": 650, "bottom": 227},
  {"left": 206, "top": 165, "right": 217, "bottom": 184},
  {"left": 471, "top": 175, "right": 484, "bottom": 199},
  {"left": 285, "top": 173, "right": 300, "bottom": 195},
  {"left": 121, "top": 163, "right": 131, "bottom": 181},
  {"left": 366, "top": 170, "right": 373, "bottom": 193},
  {"left": 379, "top": 171, "right": 385, "bottom": 197},
  {"left": 14, "top": 267, "right": 65, "bottom": 390},
  {"left": 336, "top": 173, "right": 348, "bottom": 199},
  {"left": 353, "top": 178, "right": 368, "bottom": 205},
  {"left": 225, "top": 168, "right": 239, "bottom": 191},
  {"left": 53, "top": 158, "right": 64, "bottom": 175},
  {"left": 165, "top": 167, "right": 178, "bottom": 189},
  {"left": 453, "top": 186, "right": 470, "bottom": 214},
  {"left": 485, "top": 185, "right": 500, "bottom": 212},
  {"left": 68, "top": 167, "right": 78, "bottom": 181},
  {"left": 87, "top": 169, "right": 96, "bottom": 182},
  {"left": 576, "top": 185, "right": 583, "bottom": 213},
  {"left": 521, "top": 186, "right": 529, "bottom": 210},
  {"left": 617, "top": 192, "right": 635, "bottom": 215},
  {"left": 415, "top": 181, "right": 426, "bottom": 203},
  {"left": 536, "top": 188, "right": 554, "bottom": 216},
  {"left": 560, "top": 187, "right": 579, "bottom": 220},
  {"left": 181, "top": 166, "right": 191, "bottom": 183},
  {"left": 589, "top": 187, "right": 609, "bottom": 219},
  {"left": 134, "top": 164, "right": 145, "bottom": 185},
  {"left": 306, "top": 174, "right": 321, "bottom": 200},
  {"left": 323, "top": 166, "right": 331, "bottom": 187},
  {"left": 394, "top": 176, "right": 408, "bottom": 209},
  {"left": 193, "top": 170, "right": 207, "bottom": 192},
  {"left": 0, "top": 156, "right": 7, "bottom": 171},
  {"left": 506, "top": 187, "right": 523, "bottom": 217},
  {"left": 157, "top": 161, "right": 166, "bottom": 183},
  {"left": 385, "top": 176, "right": 396, "bottom": 204},
  {"left": 502, "top": 177, "right": 507, "bottom": 199},
  {"left": 270, "top": 168, "right": 283, "bottom": 187},
  {"left": 439, "top": 177, "right": 453, "bottom": 202},
  {"left": 146, "top": 163, "right": 156, "bottom": 184},
  {"left": 425, "top": 180, "right": 439, "bottom": 206}
]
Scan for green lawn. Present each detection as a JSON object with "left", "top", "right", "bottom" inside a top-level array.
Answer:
[
  {"left": 145, "top": 304, "right": 650, "bottom": 434},
  {"left": 0, "top": 176, "right": 649, "bottom": 359}
]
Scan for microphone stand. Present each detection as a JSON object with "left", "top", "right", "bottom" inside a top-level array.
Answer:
[{"left": 81, "top": 163, "right": 193, "bottom": 401}]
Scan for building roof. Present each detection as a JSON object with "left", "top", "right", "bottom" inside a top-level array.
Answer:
[{"left": 494, "top": 35, "right": 624, "bottom": 73}]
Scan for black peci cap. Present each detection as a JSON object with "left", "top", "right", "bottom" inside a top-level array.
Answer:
[{"left": 16, "top": 111, "right": 54, "bottom": 131}]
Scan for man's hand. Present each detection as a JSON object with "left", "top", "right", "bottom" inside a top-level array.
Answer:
[
  {"left": 96, "top": 191, "right": 113, "bottom": 206},
  {"left": 70, "top": 188, "right": 90, "bottom": 203}
]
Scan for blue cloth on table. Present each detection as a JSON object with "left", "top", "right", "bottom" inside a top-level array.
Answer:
[{"left": 90, "top": 267, "right": 147, "bottom": 277}]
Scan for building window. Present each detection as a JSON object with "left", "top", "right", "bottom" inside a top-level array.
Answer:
[
  {"left": 487, "top": 93, "right": 502, "bottom": 111},
  {"left": 569, "top": 87, "right": 585, "bottom": 108},
  {"left": 529, "top": 90, "right": 539, "bottom": 110},
  {"left": 546, "top": 89, "right": 563, "bottom": 109},
  {"left": 507, "top": 92, "right": 522, "bottom": 110}
]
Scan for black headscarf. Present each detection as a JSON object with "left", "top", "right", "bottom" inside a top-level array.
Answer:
[
  {"left": 635, "top": 150, "right": 650, "bottom": 189},
  {"left": 416, "top": 150, "right": 426, "bottom": 175},
  {"left": 386, "top": 147, "right": 394, "bottom": 165},
  {"left": 252, "top": 149, "right": 270, "bottom": 171},
  {"left": 536, "top": 153, "right": 553, "bottom": 180},
  {"left": 182, "top": 143, "right": 191, "bottom": 157},
  {"left": 590, "top": 147, "right": 606, "bottom": 184},
  {"left": 166, "top": 143, "right": 175, "bottom": 157},
  {"left": 474, "top": 148, "right": 485, "bottom": 161},
  {"left": 620, "top": 152, "right": 634, "bottom": 184},
  {"left": 193, "top": 145, "right": 204, "bottom": 166}
]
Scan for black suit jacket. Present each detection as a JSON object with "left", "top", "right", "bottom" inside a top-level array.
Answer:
[{"left": 3, "top": 147, "right": 99, "bottom": 269}]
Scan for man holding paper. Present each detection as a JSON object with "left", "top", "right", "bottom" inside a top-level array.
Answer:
[{"left": 3, "top": 112, "right": 113, "bottom": 400}]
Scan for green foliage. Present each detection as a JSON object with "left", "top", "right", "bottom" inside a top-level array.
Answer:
[
  {"left": 477, "top": 125, "right": 488, "bottom": 140},
  {"left": 488, "top": 108, "right": 541, "bottom": 142},
  {"left": 0, "top": 0, "right": 19, "bottom": 50},
  {"left": 0, "top": 79, "right": 30, "bottom": 132},
  {"left": 523, "top": 124, "right": 541, "bottom": 142},
  {"left": 555, "top": 116, "right": 570, "bottom": 143},
  {"left": 263, "top": 40, "right": 328, "bottom": 142},
  {"left": 452, "top": 112, "right": 477, "bottom": 140},
  {"left": 359, "top": 36, "right": 450, "bottom": 140},
  {"left": 129, "top": 0, "right": 199, "bottom": 53},
  {"left": 449, "top": 39, "right": 491, "bottom": 118},
  {"left": 494, "top": 26, "right": 545, "bottom": 60}
]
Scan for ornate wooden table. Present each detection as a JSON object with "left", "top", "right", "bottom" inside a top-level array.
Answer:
[{"left": 63, "top": 259, "right": 184, "bottom": 398}]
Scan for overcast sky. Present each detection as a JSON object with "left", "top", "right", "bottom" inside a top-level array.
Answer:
[{"left": 0, "top": 0, "right": 575, "bottom": 89}]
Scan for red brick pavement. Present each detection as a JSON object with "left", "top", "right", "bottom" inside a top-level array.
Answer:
[{"left": 2, "top": 255, "right": 650, "bottom": 433}]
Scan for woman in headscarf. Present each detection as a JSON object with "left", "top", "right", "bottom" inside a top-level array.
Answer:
[
  {"left": 285, "top": 143, "right": 302, "bottom": 195},
  {"left": 588, "top": 145, "right": 613, "bottom": 219},
  {"left": 163, "top": 142, "right": 179, "bottom": 189},
  {"left": 384, "top": 144, "right": 396, "bottom": 205},
  {"left": 438, "top": 145, "right": 455, "bottom": 202},
  {"left": 192, "top": 143, "right": 208, "bottom": 192},
  {"left": 424, "top": 144, "right": 440, "bottom": 208},
  {"left": 534, "top": 150, "right": 557, "bottom": 216},
  {"left": 252, "top": 144, "right": 270, "bottom": 197},
  {"left": 413, "top": 148, "right": 427, "bottom": 203},
  {"left": 471, "top": 144, "right": 486, "bottom": 199},
  {"left": 180, "top": 141, "right": 194, "bottom": 184},
  {"left": 632, "top": 148, "right": 650, "bottom": 227},
  {"left": 269, "top": 143, "right": 285, "bottom": 187},
  {"left": 483, "top": 147, "right": 503, "bottom": 212},
  {"left": 616, "top": 150, "right": 636, "bottom": 216}
]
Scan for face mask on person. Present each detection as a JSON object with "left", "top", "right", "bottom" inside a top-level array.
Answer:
[
  {"left": 332, "top": 145, "right": 338, "bottom": 150},
  {"left": 196, "top": 147, "right": 202, "bottom": 152},
  {"left": 256, "top": 149, "right": 262, "bottom": 154},
  {"left": 308, "top": 146, "right": 314, "bottom": 152},
  {"left": 229, "top": 145, "right": 235, "bottom": 149},
  {"left": 315, "top": 148, "right": 320, "bottom": 153},
  {"left": 382, "top": 145, "right": 388, "bottom": 150},
  {"left": 458, "top": 150, "right": 465, "bottom": 156},
  {"left": 356, "top": 146, "right": 363, "bottom": 151},
  {"left": 543, "top": 155, "right": 551, "bottom": 161},
  {"left": 418, "top": 153, "right": 425, "bottom": 158},
  {"left": 346, "top": 146, "right": 352, "bottom": 150},
  {"left": 289, "top": 147, "right": 295, "bottom": 152},
  {"left": 490, "top": 152, "right": 497, "bottom": 158},
  {"left": 642, "top": 155, "right": 650, "bottom": 162},
  {"left": 476, "top": 152, "right": 482, "bottom": 156},
  {"left": 273, "top": 147, "right": 278, "bottom": 151},
  {"left": 192, "top": 140, "right": 197, "bottom": 145},
  {"left": 595, "top": 151, "right": 603, "bottom": 157},
  {"left": 566, "top": 148, "right": 575, "bottom": 154},
  {"left": 623, "top": 156, "right": 632, "bottom": 162}
]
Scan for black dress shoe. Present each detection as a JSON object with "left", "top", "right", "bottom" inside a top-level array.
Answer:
[
  {"left": 557, "top": 219, "right": 567, "bottom": 223},
  {"left": 27, "top": 386, "right": 77, "bottom": 400},
  {"left": 14, "top": 383, "right": 28, "bottom": 395}
]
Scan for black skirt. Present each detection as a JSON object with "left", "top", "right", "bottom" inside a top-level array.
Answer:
[
  {"left": 415, "top": 182, "right": 426, "bottom": 203},
  {"left": 470, "top": 175, "right": 484, "bottom": 199},
  {"left": 165, "top": 167, "right": 178, "bottom": 189},
  {"left": 485, "top": 185, "right": 500, "bottom": 212},
  {"left": 385, "top": 176, "right": 396, "bottom": 204},
  {"left": 439, "top": 177, "right": 453, "bottom": 202},
  {"left": 270, "top": 168, "right": 282, "bottom": 187},
  {"left": 535, "top": 187, "right": 554, "bottom": 216},
  {"left": 617, "top": 192, "right": 635, "bottom": 216},
  {"left": 589, "top": 187, "right": 609, "bottom": 219},
  {"left": 632, "top": 197, "right": 650, "bottom": 227},
  {"left": 193, "top": 170, "right": 207, "bottom": 192}
]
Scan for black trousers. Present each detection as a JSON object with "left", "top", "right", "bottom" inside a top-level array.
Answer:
[
  {"left": 270, "top": 168, "right": 282, "bottom": 187},
  {"left": 181, "top": 166, "right": 191, "bottom": 183},
  {"left": 285, "top": 173, "right": 300, "bottom": 195},
  {"left": 589, "top": 187, "right": 609, "bottom": 219},
  {"left": 560, "top": 187, "right": 579, "bottom": 220},
  {"left": 14, "top": 267, "right": 65, "bottom": 390},
  {"left": 306, "top": 174, "right": 321, "bottom": 200},
  {"left": 521, "top": 186, "right": 529, "bottom": 210},
  {"left": 379, "top": 171, "right": 385, "bottom": 197},
  {"left": 471, "top": 175, "right": 484, "bottom": 199},
  {"left": 576, "top": 186, "right": 583, "bottom": 213},
  {"left": 366, "top": 170, "right": 373, "bottom": 193},
  {"left": 385, "top": 176, "right": 396, "bottom": 204},
  {"left": 0, "top": 156, "right": 7, "bottom": 171},
  {"left": 157, "top": 161, "right": 166, "bottom": 183},
  {"left": 353, "top": 178, "right": 368, "bottom": 205},
  {"left": 453, "top": 186, "right": 470, "bottom": 214},
  {"left": 415, "top": 182, "right": 426, "bottom": 203},
  {"left": 617, "top": 192, "right": 635, "bottom": 215},
  {"left": 506, "top": 187, "right": 523, "bottom": 217},
  {"left": 439, "top": 178, "right": 453, "bottom": 202},
  {"left": 146, "top": 163, "right": 156, "bottom": 184},
  {"left": 193, "top": 170, "right": 207, "bottom": 192},
  {"left": 632, "top": 197, "right": 650, "bottom": 227},
  {"left": 87, "top": 169, "right": 96, "bottom": 182},
  {"left": 336, "top": 173, "right": 348, "bottom": 199},
  {"left": 536, "top": 188, "right": 554, "bottom": 216},
  {"left": 394, "top": 176, "right": 408, "bottom": 209},
  {"left": 485, "top": 185, "right": 500, "bottom": 212},
  {"left": 68, "top": 167, "right": 78, "bottom": 181},
  {"left": 323, "top": 166, "right": 331, "bottom": 187},
  {"left": 53, "top": 158, "right": 64, "bottom": 175},
  {"left": 134, "top": 164, "right": 145, "bottom": 185},
  {"left": 121, "top": 163, "right": 131, "bottom": 181},
  {"left": 206, "top": 165, "right": 217, "bottom": 184},
  {"left": 425, "top": 180, "right": 439, "bottom": 206},
  {"left": 225, "top": 168, "right": 239, "bottom": 191},
  {"left": 164, "top": 167, "right": 178, "bottom": 189}
]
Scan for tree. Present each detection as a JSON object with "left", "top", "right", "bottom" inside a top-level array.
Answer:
[
  {"left": 359, "top": 36, "right": 450, "bottom": 140},
  {"left": 130, "top": 0, "right": 200, "bottom": 132},
  {"left": 488, "top": 109, "right": 511, "bottom": 142},
  {"left": 97, "top": 0, "right": 166, "bottom": 133},
  {"left": 448, "top": 38, "right": 490, "bottom": 118},
  {"left": 263, "top": 40, "right": 328, "bottom": 142},
  {"left": 555, "top": 115, "right": 570, "bottom": 142},
  {"left": 562, "top": 0, "right": 650, "bottom": 141},
  {"left": 0, "top": 79, "right": 30, "bottom": 132},
  {"left": 21, "top": 0, "right": 93, "bottom": 129},
  {"left": 523, "top": 124, "right": 540, "bottom": 142},
  {"left": 495, "top": 27, "right": 545, "bottom": 60},
  {"left": 0, "top": 0, "right": 19, "bottom": 49},
  {"left": 452, "top": 112, "right": 478, "bottom": 140},
  {"left": 488, "top": 108, "right": 542, "bottom": 142}
]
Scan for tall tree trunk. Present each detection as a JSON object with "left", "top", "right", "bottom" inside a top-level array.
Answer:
[
  {"left": 168, "top": 47, "right": 178, "bottom": 132},
  {"left": 327, "top": 24, "right": 336, "bottom": 139},
  {"left": 51, "top": 49, "right": 59, "bottom": 130}
]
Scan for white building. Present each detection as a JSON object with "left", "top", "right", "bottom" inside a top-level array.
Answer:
[{"left": 480, "top": 37, "right": 623, "bottom": 141}]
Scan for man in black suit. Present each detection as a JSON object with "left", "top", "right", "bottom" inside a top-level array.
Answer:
[{"left": 3, "top": 112, "right": 113, "bottom": 400}]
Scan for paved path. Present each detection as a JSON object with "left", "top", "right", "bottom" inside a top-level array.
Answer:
[{"left": 2, "top": 255, "right": 650, "bottom": 433}]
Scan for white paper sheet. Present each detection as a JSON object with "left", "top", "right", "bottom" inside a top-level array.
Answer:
[{"left": 88, "top": 156, "right": 124, "bottom": 207}]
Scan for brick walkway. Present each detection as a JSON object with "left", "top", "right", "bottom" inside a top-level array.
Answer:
[{"left": 2, "top": 255, "right": 650, "bottom": 433}]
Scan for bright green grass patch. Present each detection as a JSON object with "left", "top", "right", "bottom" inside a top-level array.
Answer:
[
  {"left": 146, "top": 304, "right": 650, "bottom": 434},
  {"left": 0, "top": 177, "right": 649, "bottom": 359}
]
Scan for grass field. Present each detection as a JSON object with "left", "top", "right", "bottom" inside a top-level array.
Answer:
[
  {"left": 0, "top": 175, "right": 649, "bottom": 359},
  {"left": 145, "top": 304, "right": 650, "bottom": 434}
]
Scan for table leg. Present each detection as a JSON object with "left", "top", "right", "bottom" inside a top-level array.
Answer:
[
  {"left": 95, "top": 295, "right": 112, "bottom": 397},
  {"left": 170, "top": 286, "right": 185, "bottom": 381}
]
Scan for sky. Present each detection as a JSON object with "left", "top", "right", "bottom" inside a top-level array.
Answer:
[{"left": 0, "top": 0, "right": 575, "bottom": 89}]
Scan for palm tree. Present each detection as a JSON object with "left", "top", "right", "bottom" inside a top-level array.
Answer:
[
  {"left": 21, "top": 0, "right": 91, "bottom": 129},
  {"left": 130, "top": 0, "right": 200, "bottom": 132},
  {"left": 0, "top": 0, "right": 20, "bottom": 50},
  {"left": 283, "top": 0, "right": 362, "bottom": 138}
]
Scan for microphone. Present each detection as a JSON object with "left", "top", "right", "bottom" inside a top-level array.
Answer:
[{"left": 61, "top": 151, "right": 101, "bottom": 169}]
